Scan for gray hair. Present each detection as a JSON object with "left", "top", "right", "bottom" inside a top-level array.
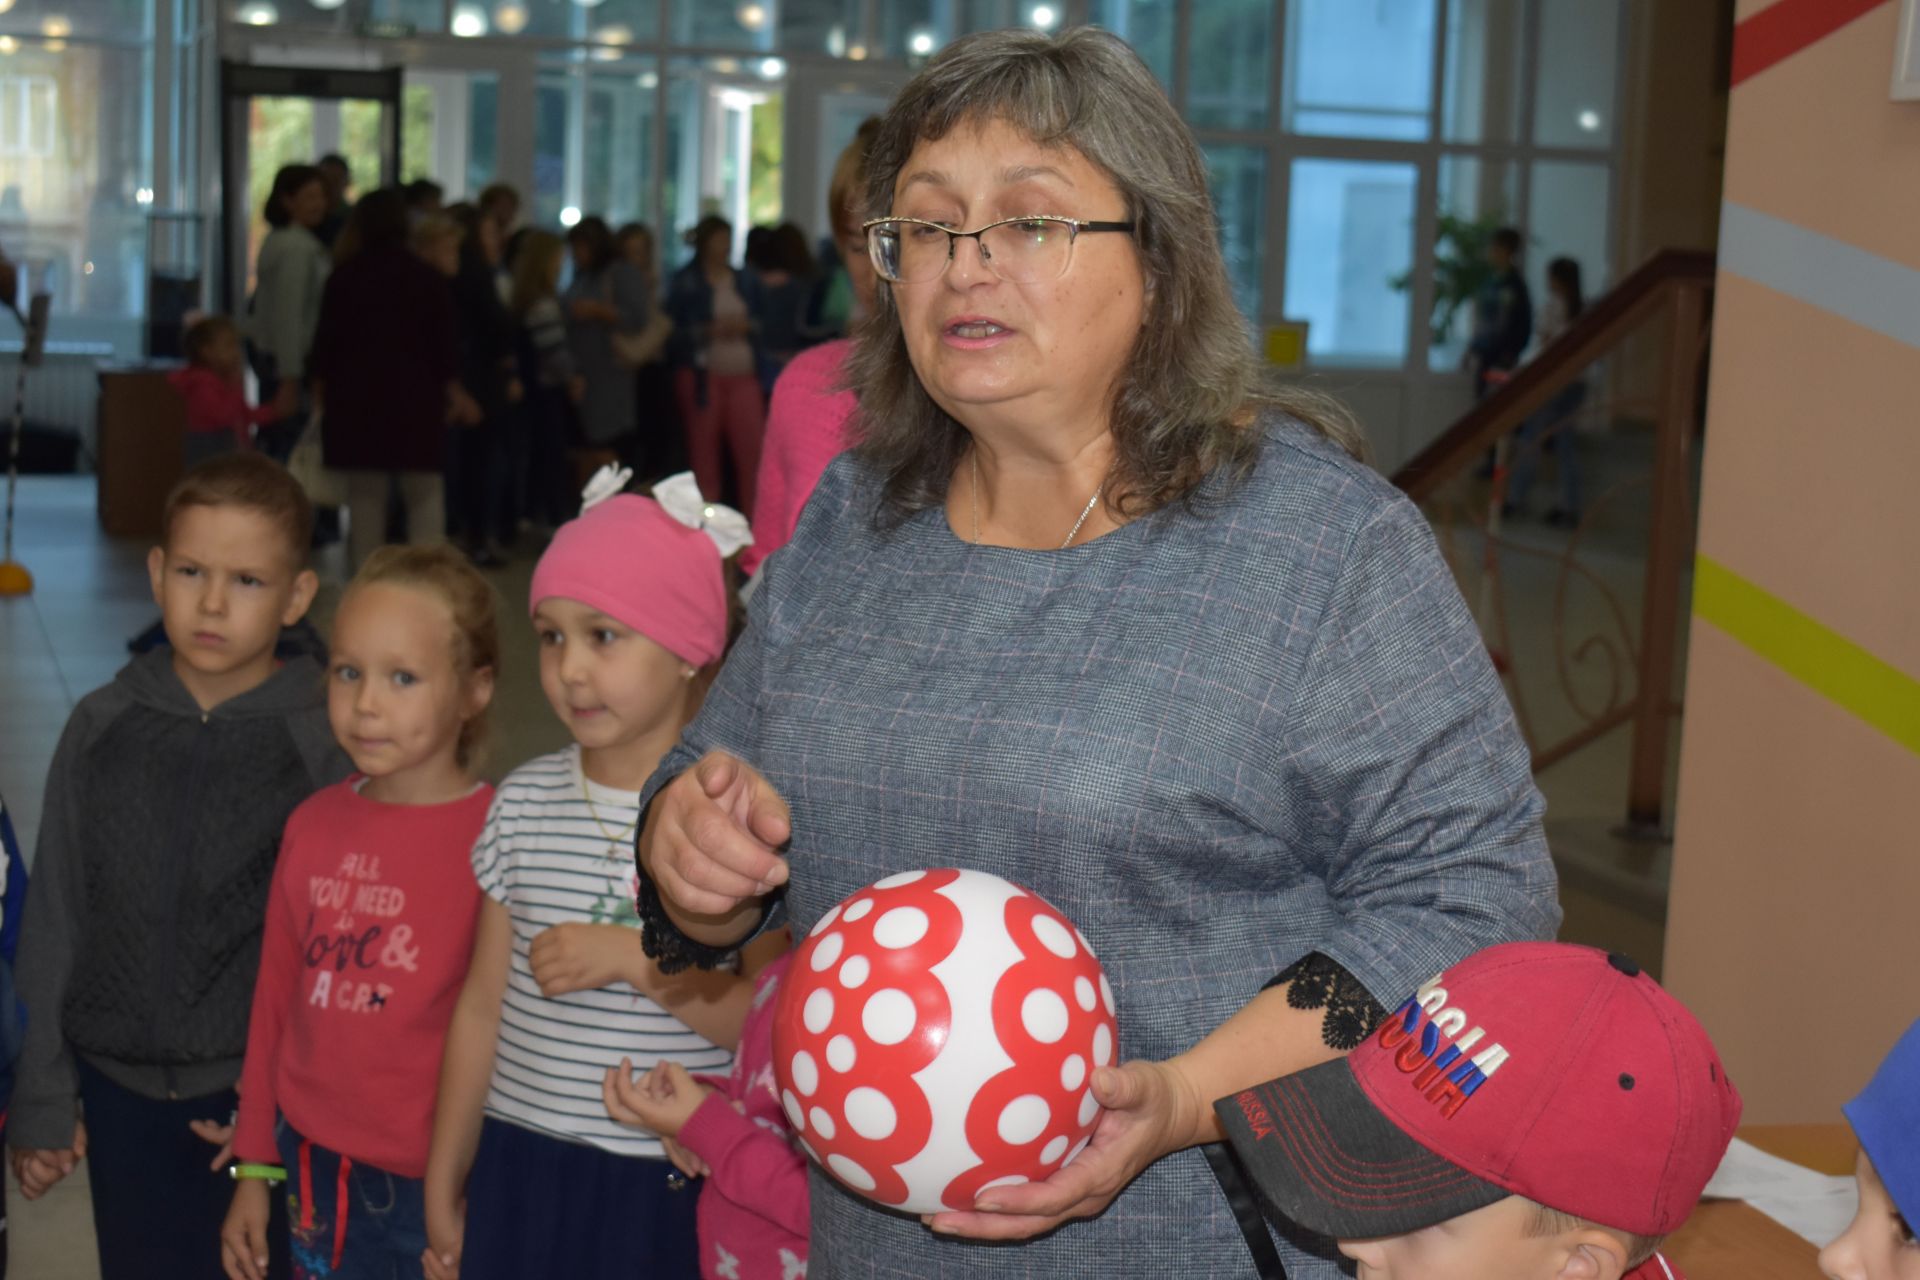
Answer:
[{"left": 845, "top": 26, "right": 1366, "bottom": 523}]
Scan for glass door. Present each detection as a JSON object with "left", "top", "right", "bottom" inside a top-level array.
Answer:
[
  {"left": 782, "top": 61, "right": 902, "bottom": 249},
  {"left": 220, "top": 61, "right": 401, "bottom": 311}
]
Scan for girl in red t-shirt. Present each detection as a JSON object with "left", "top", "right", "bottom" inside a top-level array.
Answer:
[{"left": 220, "top": 544, "right": 499, "bottom": 1280}]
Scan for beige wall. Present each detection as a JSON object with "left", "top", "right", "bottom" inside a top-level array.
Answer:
[{"left": 1663, "top": 0, "right": 1920, "bottom": 1123}]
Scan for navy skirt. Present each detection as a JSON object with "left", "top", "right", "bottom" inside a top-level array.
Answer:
[{"left": 460, "top": 1116, "right": 700, "bottom": 1278}]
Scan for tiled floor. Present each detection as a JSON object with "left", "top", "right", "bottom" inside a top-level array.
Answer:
[{"left": 0, "top": 472, "right": 1674, "bottom": 1276}]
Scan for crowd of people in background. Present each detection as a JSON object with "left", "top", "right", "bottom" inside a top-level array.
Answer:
[{"left": 211, "top": 149, "right": 872, "bottom": 579}]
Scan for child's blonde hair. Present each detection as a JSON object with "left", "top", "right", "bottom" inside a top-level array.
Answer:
[
  {"left": 347, "top": 544, "right": 501, "bottom": 768},
  {"left": 1525, "top": 1201, "right": 1663, "bottom": 1267},
  {"left": 410, "top": 212, "right": 463, "bottom": 258},
  {"left": 510, "top": 230, "right": 566, "bottom": 316}
]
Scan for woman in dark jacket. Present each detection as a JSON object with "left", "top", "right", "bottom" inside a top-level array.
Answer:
[
  {"left": 443, "top": 204, "right": 521, "bottom": 564},
  {"left": 310, "top": 187, "right": 470, "bottom": 569}
]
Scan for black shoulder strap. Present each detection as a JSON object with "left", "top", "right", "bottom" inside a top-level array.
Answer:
[{"left": 1203, "top": 1142, "right": 1289, "bottom": 1279}]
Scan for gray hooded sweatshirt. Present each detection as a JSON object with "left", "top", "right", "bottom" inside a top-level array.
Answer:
[{"left": 10, "top": 650, "right": 349, "bottom": 1149}]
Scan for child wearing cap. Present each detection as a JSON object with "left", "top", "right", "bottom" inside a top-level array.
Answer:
[
  {"left": 1217, "top": 941, "right": 1743, "bottom": 1280},
  {"left": 1819, "top": 1017, "right": 1920, "bottom": 1280},
  {"left": 422, "top": 469, "right": 786, "bottom": 1280}
]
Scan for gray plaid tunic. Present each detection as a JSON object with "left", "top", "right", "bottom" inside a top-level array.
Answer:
[{"left": 646, "top": 417, "right": 1559, "bottom": 1277}]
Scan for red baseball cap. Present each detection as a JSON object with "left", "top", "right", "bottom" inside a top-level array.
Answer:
[{"left": 1216, "top": 942, "right": 1742, "bottom": 1239}]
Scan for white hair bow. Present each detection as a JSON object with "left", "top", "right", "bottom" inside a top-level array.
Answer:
[
  {"left": 580, "top": 463, "right": 634, "bottom": 513},
  {"left": 652, "top": 471, "right": 754, "bottom": 558}
]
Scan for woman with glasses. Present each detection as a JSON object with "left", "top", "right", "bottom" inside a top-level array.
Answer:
[{"left": 632, "top": 27, "right": 1557, "bottom": 1278}]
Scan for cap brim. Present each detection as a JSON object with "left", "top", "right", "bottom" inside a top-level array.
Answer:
[{"left": 1216, "top": 1058, "right": 1512, "bottom": 1239}]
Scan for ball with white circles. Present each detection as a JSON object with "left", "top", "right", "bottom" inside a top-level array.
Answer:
[{"left": 770, "top": 868, "right": 1120, "bottom": 1215}]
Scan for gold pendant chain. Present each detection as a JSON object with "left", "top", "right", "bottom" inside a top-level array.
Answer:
[
  {"left": 970, "top": 450, "right": 1105, "bottom": 550},
  {"left": 581, "top": 767, "right": 638, "bottom": 855}
]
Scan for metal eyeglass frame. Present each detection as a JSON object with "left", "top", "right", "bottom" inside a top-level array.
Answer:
[{"left": 862, "top": 215, "right": 1136, "bottom": 284}]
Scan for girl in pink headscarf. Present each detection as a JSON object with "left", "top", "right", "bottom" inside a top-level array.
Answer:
[{"left": 422, "top": 469, "right": 788, "bottom": 1280}]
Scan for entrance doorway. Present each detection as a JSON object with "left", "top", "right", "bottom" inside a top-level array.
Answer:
[{"left": 220, "top": 62, "right": 401, "bottom": 311}]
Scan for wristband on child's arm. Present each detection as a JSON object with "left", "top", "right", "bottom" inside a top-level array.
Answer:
[{"left": 229, "top": 1163, "right": 288, "bottom": 1183}]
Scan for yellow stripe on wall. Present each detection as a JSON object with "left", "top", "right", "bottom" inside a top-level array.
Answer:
[{"left": 1693, "top": 556, "right": 1920, "bottom": 755}]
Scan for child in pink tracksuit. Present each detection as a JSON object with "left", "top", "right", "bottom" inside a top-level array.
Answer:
[{"left": 604, "top": 952, "right": 808, "bottom": 1280}]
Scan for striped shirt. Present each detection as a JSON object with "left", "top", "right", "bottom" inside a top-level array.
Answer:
[{"left": 474, "top": 746, "right": 732, "bottom": 1158}]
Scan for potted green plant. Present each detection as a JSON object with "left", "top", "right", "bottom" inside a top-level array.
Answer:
[{"left": 1393, "top": 212, "right": 1513, "bottom": 346}]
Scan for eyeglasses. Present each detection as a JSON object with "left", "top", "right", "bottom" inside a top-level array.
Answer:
[{"left": 863, "top": 215, "right": 1135, "bottom": 285}]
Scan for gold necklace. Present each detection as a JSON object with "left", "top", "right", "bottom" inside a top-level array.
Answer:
[
  {"left": 580, "top": 767, "right": 638, "bottom": 856},
  {"left": 970, "top": 451, "right": 1105, "bottom": 550}
]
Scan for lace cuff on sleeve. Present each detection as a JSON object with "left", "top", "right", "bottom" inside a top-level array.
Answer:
[{"left": 1271, "top": 952, "right": 1390, "bottom": 1051}]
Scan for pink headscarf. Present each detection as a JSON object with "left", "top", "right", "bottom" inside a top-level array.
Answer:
[{"left": 529, "top": 471, "right": 750, "bottom": 668}]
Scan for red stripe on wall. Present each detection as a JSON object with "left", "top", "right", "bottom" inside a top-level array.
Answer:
[{"left": 1731, "top": 0, "right": 1890, "bottom": 86}]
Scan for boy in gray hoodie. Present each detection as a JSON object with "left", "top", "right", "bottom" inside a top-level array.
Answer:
[{"left": 8, "top": 453, "right": 349, "bottom": 1280}]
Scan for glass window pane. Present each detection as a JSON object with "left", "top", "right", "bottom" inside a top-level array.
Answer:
[
  {"left": 1526, "top": 161, "right": 1610, "bottom": 302},
  {"left": 1284, "top": 158, "right": 1416, "bottom": 364},
  {"left": 959, "top": 0, "right": 1010, "bottom": 34},
  {"left": 399, "top": 84, "right": 435, "bottom": 184},
  {"left": 673, "top": 0, "right": 776, "bottom": 49},
  {"left": 662, "top": 58, "right": 782, "bottom": 265},
  {"left": 1089, "top": 0, "right": 1174, "bottom": 88},
  {"left": 1429, "top": 155, "right": 1517, "bottom": 369},
  {"left": 468, "top": 76, "right": 498, "bottom": 192},
  {"left": 468, "top": 0, "right": 655, "bottom": 43},
  {"left": 394, "top": 71, "right": 498, "bottom": 197},
  {"left": 875, "top": 2, "right": 943, "bottom": 60},
  {"left": 1188, "top": 0, "right": 1271, "bottom": 130},
  {"left": 1441, "top": 0, "right": 1523, "bottom": 144},
  {"left": 535, "top": 56, "right": 660, "bottom": 234},
  {"left": 0, "top": 43, "right": 148, "bottom": 353},
  {"left": 0, "top": 0, "right": 149, "bottom": 41},
  {"left": 1285, "top": 0, "right": 1435, "bottom": 141},
  {"left": 226, "top": 0, "right": 443, "bottom": 34},
  {"left": 1202, "top": 143, "right": 1264, "bottom": 323},
  {"left": 778, "top": 0, "right": 856, "bottom": 54},
  {"left": 1533, "top": 0, "right": 1619, "bottom": 147}
]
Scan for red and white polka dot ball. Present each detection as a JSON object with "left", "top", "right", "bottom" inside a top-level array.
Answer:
[{"left": 771, "top": 868, "right": 1120, "bottom": 1215}]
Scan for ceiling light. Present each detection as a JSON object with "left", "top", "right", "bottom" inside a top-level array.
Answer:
[
  {"left": 493, "top": 1, "right": 526, "bottom": 30},
  {"left": 908, "top": 28, "right": 934, "bottom": 56},
  {"left": 1029, "top": 3, "right": 1058, "bottom": 29},
  {"left": 451, "top": 3, "right": 487, "bottom": 36},
  {"left": 1576, "top": 108, "right": 1602, "bottom": 132},
  {"left": 560, "top": 206, "right": 581, "bottom": 226},
  {"left": 735, "top": 2, "right": 767, "bottom": 31},
  {"left": 758, "top": 56, "right": 784, "bottom": 78},
  {"left": 39, "top": 15, "right": 71, "bottom": 35},
  {"left": 0, "top": 36, "right": 19, "bottom": 52}
]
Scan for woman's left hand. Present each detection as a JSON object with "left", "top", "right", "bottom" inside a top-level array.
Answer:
[{"left": 924, "top": 1058, "right": 1204, "bottom": 1241}]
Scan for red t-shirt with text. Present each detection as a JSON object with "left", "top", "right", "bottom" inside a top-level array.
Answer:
[{"left": 234, "top": 778, "right": 489, "bottom": 1177}]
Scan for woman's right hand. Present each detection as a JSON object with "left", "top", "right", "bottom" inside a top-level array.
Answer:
[
  {"left": 220, "top": 1180, "right": 272, "bottom": 1280},
  {"left": 642, "top": 751, "right": 791, "bottom": 920}
]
